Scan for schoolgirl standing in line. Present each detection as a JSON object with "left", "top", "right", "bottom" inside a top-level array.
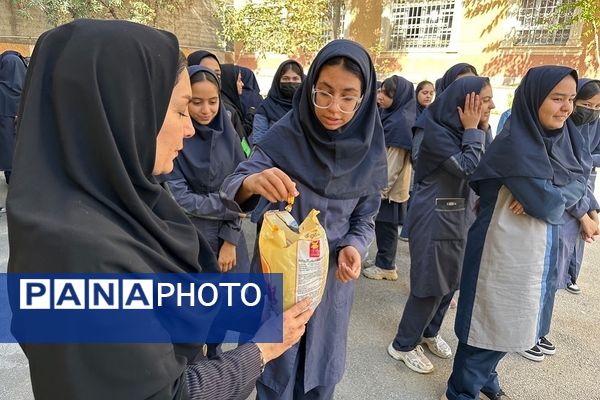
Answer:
[
  {"left": 251, "top": 60, "right": 304, "bottom": 145},
  {"left": 165, "top": 66, "right": 250, "bottom": 274},
  {"left": 387, "top": 76, "right": 494, "bottom": 374},
  {"left": 0, "top": 50, "right": 27, "bottom": 184},
  {"left": 415, "top": 80, "right": 435, "bottom": 117},
  {"left": 560, "top": 79, "right": 600, "bottom": 294},
  {"left": 363, "top": 75, "right": 416, "bottom": 281},
  {"left": 221, "top": 63, "right": 252, "bottom": 154},
  {"left": 445, "top": 66, "right": 588, "bottom": 400},
  {"left": 517, "top": 78, "right": 600, "bottom": 363},
  {"left": 221, "top": 39, "right": 386, "bottom": 399}
]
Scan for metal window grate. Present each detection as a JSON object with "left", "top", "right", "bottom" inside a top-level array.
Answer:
[
  {"left": 388, "top": 0, "right": 456, "bottom": 50},
  {"left": 513, "top": 0, "right": 573, "bottom": 46}
]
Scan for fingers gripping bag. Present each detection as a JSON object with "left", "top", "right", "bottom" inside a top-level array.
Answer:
[{"left": 259, "top": 208, "right": 328, "bottom": 311}]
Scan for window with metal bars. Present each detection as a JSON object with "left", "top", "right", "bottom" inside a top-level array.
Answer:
[
  {"left": 512, "top": 0, "right": 573, "bottom": 46},
  {"left": 388, "top": 0, "right": 456, "bottom": 50}
]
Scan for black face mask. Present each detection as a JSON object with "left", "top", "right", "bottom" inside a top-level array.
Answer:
[
  {"left": 571, "top": 105, "right": 600, "bottom": 126},
  {"left": 280, "top": 82, "right": 301, "bottom": 99}
]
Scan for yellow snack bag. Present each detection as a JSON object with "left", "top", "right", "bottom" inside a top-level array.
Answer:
[{"left": 259, "top": 209, "right": 329, "bottom": 311}]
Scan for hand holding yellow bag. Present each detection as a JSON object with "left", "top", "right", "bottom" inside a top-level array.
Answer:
[{"left": 259, "top": 209, "right": 328, "bottom": 311}]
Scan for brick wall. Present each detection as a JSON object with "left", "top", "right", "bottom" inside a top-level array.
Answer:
[
  {"left": 0, "top": 2, "right": 51, "bottom": 54},
  {"left": 0, "top": 0, "right": 227, "bottom": 57}
]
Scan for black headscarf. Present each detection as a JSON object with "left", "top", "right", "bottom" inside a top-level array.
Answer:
[
  {"left": 239, "top": 66, "right": 263, "bottom": 114},
  {"left": 187, "top": 49, "right": 220, "bottom": 68},
  {"left": 414, "top": 76, "right": 489, "bottom": 183},
  {"left": 0, "top": 50, "right": 27, "bottom": 116},
  {"left": 170, "top": 66, "right": 244, "bottom": 194},
  {"left": 256, "top": 60, "right": 304, "bottom": 123},
  {"left": 8, "top": 19, "right": 216, "bottom": 398},
  {"left": 380, "top": 75, "right": 416, "bottom": 149},
  {"left": 257, "top": 39, "right": 387, "bottom": 199},
  {"left": 471, "top": 66, "right": 585, "bottom": 188},
  {"left": 220, "top": 64, "right": 244, "bottom": 118}
]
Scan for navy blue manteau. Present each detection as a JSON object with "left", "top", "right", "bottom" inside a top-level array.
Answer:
[
  {"left": 166, "top": 66, "right": 249, "bottom": 273},
  {"left": 257, "top": 40, "right": 387, "bottom": 200},
  {"left": 380, "top": 75, "right": 416, "bottom": 150},
  {"left": 171, "top": 66, "right": 244, "bottom": 194},
  {"left": 455, "top": 66, "right": 588, "bottom": 353},
  {"left": 221, "top": 39, "right": 385, "bottom": 394},
  {"left": 0, "top": 51, "right": 27, "bottom": 170}
]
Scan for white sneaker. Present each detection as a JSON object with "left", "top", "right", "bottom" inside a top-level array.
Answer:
[
  {"left": 387, "top": 342, "right": 434, "bottom": 374},
  {"left": 421, "top": 335, "right": 453, "bottom": 359},
  {"left": 362, "top": 266, "right": 398, "bottom": 281},
  {"left": 362, "top": 258, "right": 376, "bottom": 268}
]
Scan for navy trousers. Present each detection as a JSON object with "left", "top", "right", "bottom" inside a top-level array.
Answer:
[
  {"left": 392, "top": 292, "right": 454, "bottom": 351},
  {"left": 446, "top": 342, "right": 506, "bottom": 400},
  {"left": 374, "top": 220, "right": 398, "bottom": 270}
]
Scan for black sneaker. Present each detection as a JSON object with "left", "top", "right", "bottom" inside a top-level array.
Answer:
[
  {"left": 480, "top": 389, "right": 512, "bottom": 400},
  {"left": 537, "top": 336, "right": 556, "bottom": 355},
  {"left": 517, "top": 345, "right": 544, "bottom": 362}
]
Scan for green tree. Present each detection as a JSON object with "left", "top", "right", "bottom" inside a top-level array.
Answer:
[
  {"left": 12, "top": 0, "right": 191, "bottom": 27},
  {"left": 216, "top": 0, "right": 332, "bottom": 59},
  {"left": 554, "top": 0, "right": 600, "bottom": 68}
]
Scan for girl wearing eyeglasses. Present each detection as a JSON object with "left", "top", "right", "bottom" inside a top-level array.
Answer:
[{"left": 221, "top": 39, "right": 386, "bottom": 399}]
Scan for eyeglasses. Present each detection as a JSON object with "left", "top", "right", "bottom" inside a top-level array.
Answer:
[{"left": 311, "top": 87, "right": 362, "bottom": 114}]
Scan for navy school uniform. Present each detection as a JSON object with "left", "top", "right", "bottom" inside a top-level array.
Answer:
[
  {"left": 374, "top": 75, "right": 416, "bottom": 269},
  {"left": 221, "top": 39, "right": 387, "bottom": 399},
  {"left": 0, "top": 51, "right": 27, "bottom": 174},
  {"left": 166, "top": 66, "right": 250, "bottom": 273},
  {"left": 447, "top": 66, "right": 587, "bottom": 400},
  {"left": 560, "top": 80, "right": 600, "bottom": 288},
  {"left": 391, "top": 76, "right": 491, "bottom": 352}
]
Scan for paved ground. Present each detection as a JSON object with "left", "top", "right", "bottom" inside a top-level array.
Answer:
[{"left": 1, "top": 177, "right": 599, "bottom": 399}]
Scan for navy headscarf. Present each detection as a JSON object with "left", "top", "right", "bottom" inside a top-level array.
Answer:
[
  {"left": 574, "top": 78, "right": 600, "bottom": 169},
  {"left": 0, "top": 51, "right": 28, "bottom": 116},
  {"left": 471, "top": 66, "right": 585, "bottom": 188},
  {"left": 414, "top": 76, "right": 489, "bottom": 183},
  {"left": 257, "top": 39, "right": 387, "bottom": 200},
  {"left": 239, "top": 66, "right": 263, "bottom": 114},
  {"left": 187, "top": 50, "right": 220, "bottom": 68},
  {"left": 256, "top": 60, "right": 304, "bottom": 123},
  {"left": 220, "top": 64, "right": 244, "bottom": 117},
  {"left": 380, "top": 75, "right": 416, "bottom": 150},
  {"left": 171, "top": 66, "right": 244, "bottom": 194},
  {"left": 434, "top": 62, "right": 478, "bottom": 95},
  {"left": 415, "top": 63, "right": 478, "bottom": 133}
]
